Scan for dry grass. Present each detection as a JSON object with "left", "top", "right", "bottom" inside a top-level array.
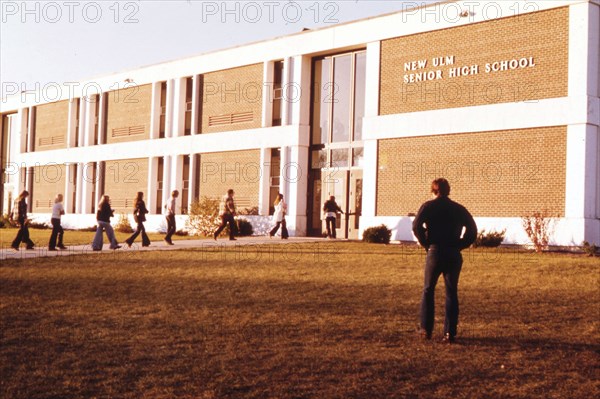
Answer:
[{"left": 0, "top": 243, "right": 598, "bottom": 398}]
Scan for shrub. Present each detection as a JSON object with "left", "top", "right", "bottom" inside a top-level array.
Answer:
[
  {"left": 175, "top": 230, "right": 189, "bottom": 236},
  {"left": 29, "top": 221, "right": 50, "bottom": 229},
  {"left": 238, "top": 207, "right": 259, "bottom": 216},
  {"left": 582, "top": 241, "right": 598, "bottom": 257},
  {"left": 474, "top": 229, "right": 506, "bottom": 248},
  {"left": 114, "top": 213, "right": 134, "bottom": 233},
  {"left": 522, "top": 211, "right": 555, "bottom": 253},
  {"left": 186, "top": 197, "right": 220, "bottom": 237},
  {"left": 236, "top": 218, "right": 254, "bottom": 237},
  {"left": 362, "top": 224, "right": 392, "bottom": 244}
]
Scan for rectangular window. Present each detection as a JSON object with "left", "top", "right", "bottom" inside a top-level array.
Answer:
[
  {"left": 159, "top": 82, "right": 167, "bottom": 138},
  {"left": 184, "top": 77, "right": 193, "bottom": 135},
  {"left": 332, "top": 55, "right": 352, "bottom": 143},
  {"left": 93, "top": 94, "right": 100, "bottom": 145},
  {"left": 272, "top": 61, "right": 284, "bottom": 127},
  {"left": 156, "top": 157, "right": 164, "bottom": 213},
  {"left": 74, "top": 99, "right": 81, "bottom": 147},
  {"left": 269, "top": 148, "right": 281, "bottom": 215},
  {"left": 181, "top": 156, "right": 190, "bottom": 213},
  {"left": 311, "top": 58, "right": 331, "bottom": 146},
  {"left": 353, "top": 52, "right": 366, "bottom": 142}
]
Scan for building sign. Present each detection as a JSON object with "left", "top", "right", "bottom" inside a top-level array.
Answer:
[{"left": 403, "top": 55, "right": 536, "bottom": 83}]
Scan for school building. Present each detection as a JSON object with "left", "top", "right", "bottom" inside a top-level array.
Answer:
[{"left": 1, "top": 0, "right": 599, "bottom": 246}]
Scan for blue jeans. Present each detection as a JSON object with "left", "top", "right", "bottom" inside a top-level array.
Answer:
[
  {"left": 92, "top": 221, "right": 119, "bottom": 250},
  {"left": 420, "top": 246, "right": 463, "bottom": 337}
]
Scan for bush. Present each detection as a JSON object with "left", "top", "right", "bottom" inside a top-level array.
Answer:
[
  {"left": 238, "top": 207, "right": 259, "bottom": 216},
  {"left": 29, "top": 221, "right": 50, "bottom": 229},
  {"left": 362, "top": 224, "right": 392, "bottom": 244},
  {"left": 186, "top": 197, "right": 220, "bottom": 237},
  {"left": 522, "top": 211, "right": 555, "bottom": 253},
  {"left": 114, "top": 213, "right": 134, "bottom": 233},
  {"left": 582, "top": 241, "right": 598, "bottom": 257},
  {"left": 236, "top": 218, "right": 254, "bottom": 237},
  {"left": 474, "top": 229, "right": 506, "bottom": 248},
  {"left": 175, "top": 230, "right": 189, "bottom": 236},
  {"left": 0, "top": 214, "right": 15, "bottom": 228}
]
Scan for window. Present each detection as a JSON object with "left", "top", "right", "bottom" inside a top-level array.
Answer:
[
  {"left": 184, "top": 77, "right": 193, "bottom": 135},
  {"left": 272, "top": 61, "right": 284, "bottom": 126},
  {"left": 159, "top": 82, "right": 167, "bottom": 138}
]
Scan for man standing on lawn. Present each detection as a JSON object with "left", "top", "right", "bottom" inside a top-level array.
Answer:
[{"left": 412, "top": 178, "right": 477, "bottom": 343}]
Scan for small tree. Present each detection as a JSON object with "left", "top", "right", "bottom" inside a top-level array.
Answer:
[
  {"left": 186, "top": 196, "right": 220, "bottom": 237},
  {"left": 474, "top": 229, "right": 506, "bottom": 248},
  {"left": 114, "top": 213, "right": 134, "bottom": 233},
  {"left": 522, "top": 211, "right": 554, "bottom": 253}
]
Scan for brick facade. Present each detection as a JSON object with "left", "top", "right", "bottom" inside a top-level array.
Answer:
[
  {"left": 31, "top": 164, "right": 67, "bottom": 212},
  {"left": 105, "top": 84, "right": 152, "bottom": 144},
  {"left": 34, "top": 101, "right": 69, "bottom": 151},
  {"left": 380, "top": 7, "right": 569, "bottom": 115},
  {"left": 198, "top": 150, "right": 261, "bottom": 210},
  {"left": 103, "top": 158, "right": 149, "bottom": 213},
  {"left": 376, "top": 127, "right": 567, "bottom": 217},
  {"left": 201, "top": 64, "right": 263, "bottom": 134}
]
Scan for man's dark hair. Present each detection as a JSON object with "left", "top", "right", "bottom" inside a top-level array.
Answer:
[{"left": 431, "top": 178, "right": 450, "bottom": 197}]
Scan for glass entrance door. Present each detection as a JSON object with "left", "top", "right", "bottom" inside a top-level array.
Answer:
[{"left": 308, "top": 50, "right": 366, "bottom": 238}]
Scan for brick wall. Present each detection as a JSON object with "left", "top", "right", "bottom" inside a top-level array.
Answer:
[
  {"left": 31, "top": 164, "right": 66, "bottom": 212},
  {"left": 34, "top": 101, "right": 69, "bottom": 151},
  {"left": 105, "top": 84, "right": 152, "bottom": 144},
  {"left": 201, "top": 64, "right": 263, "bottom": 134},
  {"left": 380, "top": 7, "right": 569, "bottom": 115},
  {"left": 103, "top": 158, "right": 149, "bottom": 213},
  {"left": 376, "top": 127, "right": 567, "bottom": 217},
  {"left": 198, "top": 150, "right": 261, "bottom": 210}
]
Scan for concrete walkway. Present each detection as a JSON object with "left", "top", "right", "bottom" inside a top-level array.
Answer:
[{"left": 0, "top": 236, "right": 328, "bottom": 262}]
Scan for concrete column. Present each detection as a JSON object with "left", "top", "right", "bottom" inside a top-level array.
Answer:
[
  {"left": 286, "top": 145, "right": 309, "bottom": 236},
  {"left": 77, "top": 97, "right": 86, "bottom": 147},
  {"left": 150, "top": 82, "right": 161, "bottom": 139},
  {"left": 361, "top": 41, "right": 382, "bottom": 221},
  {"left": 289, "top": 55, "right": 311, "bottom": 127},
  {"left": 83, "top": 97, "right": 95, "bottom": 146},
  {"left": 80, "top": 163, "right": 94, "bottom": 213},
  {"left": 165, "top": 80, "right": 175, "bottom": 138},
  {"left": 191, "top": 75, "right": 201, "bottom": 134},
  {"left": 171, "top": 155, "right": 184, "bottom": 204},
  {"left": 258, "top": 148, "right": 271, "bottom": 215},
  {"left": 262, "top": 61, "right": 274, "bottom": 128},
  {"left": 95, "top": 161, "right": 104, "bottom": 207},
  {"left": 173, "top": 77, "right": 186, "bottom": 137},
  {"left": 26, "top": 107, "right": 35, "bottom": 152}
]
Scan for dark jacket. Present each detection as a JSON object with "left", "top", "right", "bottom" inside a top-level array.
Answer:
[
  {"left": 16, "top": 198, "right": 27, "bottom": 225},
  {"left": 412, "top": 196, "right": 477, "bottom": 250},
  {"left": 133, "top": 200, "right": 149, "bottom": 223},
  {"left": 323, "top": 200, "right": 343, "bottom": 214},
  {"left": 96, "top": 202, "right": 114, "bottom": 223}
]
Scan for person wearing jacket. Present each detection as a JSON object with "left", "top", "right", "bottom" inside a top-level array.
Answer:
[
  {"left": 323, "top": 195, "right": 343, "bottom": 239},
  {"left": 48, "top": 193, "right": 67, "bottom": 251},
  {"left": 125, "top": 192, "right": 150, "bottom": 247},
  {"left": 269, "top": 193, "right": 289, "bottom": 239},
  {"left": 11, "top": 190, "right": 35, "bottom": 250},
  {"left": 92, "top": 195, "right": 121, "bottom": 251},
  {"left": 412, "top": 178, "right": 477, "bottom": 344}
]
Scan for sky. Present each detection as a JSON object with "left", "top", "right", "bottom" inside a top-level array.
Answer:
[{"left": 0, "top": 0, "right": 436, "bottom": 99}]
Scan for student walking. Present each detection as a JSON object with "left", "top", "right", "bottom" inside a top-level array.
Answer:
[
  {"left": 11, "top": 190, "right": 35, "bottom": 250},
  {"left": 213, "top": 189, "right": 237, "bottom": 241},
  {"left": 164, "top": 190, "right": 179, "bottom": 245},
  {"left": 92, "top": 195, "right": 121, "bottom": 251},
  {"left": 269, "top": 193, "right": 289, "bottom": 239},
  {"left": 48, "top": 193, "right": 67, "bottom": 251},
  {"left": 323, "top": 195, "right": 343, "bottom": 239},
  {"left": 125, "top": 192, "right": 150, "bottom": 247},
  {"left": 412, "top": 178, "right": 477, "bottom": 344}
]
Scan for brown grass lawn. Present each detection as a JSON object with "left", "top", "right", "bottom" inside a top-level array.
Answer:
[{"left": 0, "top": 243, "right": 598, "bottom": 398}]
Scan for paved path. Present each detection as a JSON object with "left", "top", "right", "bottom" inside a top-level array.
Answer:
[{"left": 0, "top": 236, "right": 328, "bottom": 262}]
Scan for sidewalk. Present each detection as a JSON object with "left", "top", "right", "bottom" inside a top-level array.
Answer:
[{"left": 0, "top": 236, "right": 326, "bottom": 262}]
